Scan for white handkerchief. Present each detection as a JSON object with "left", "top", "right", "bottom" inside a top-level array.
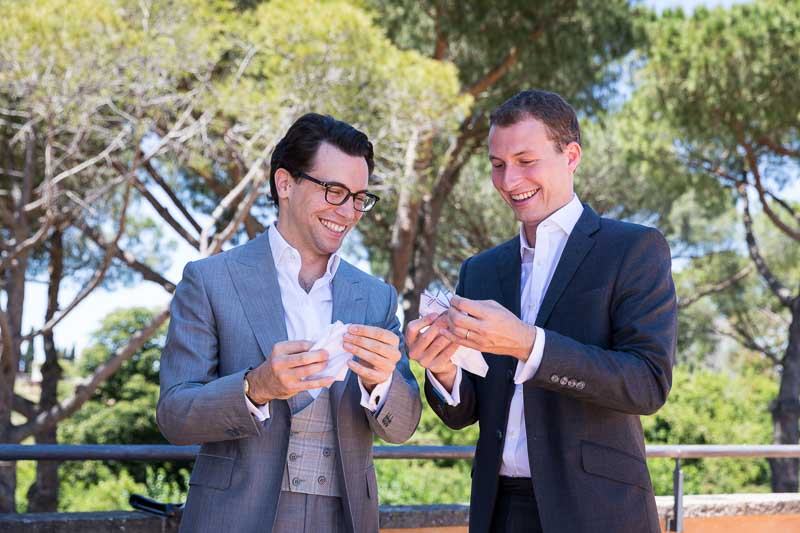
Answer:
[
  {"left": 304, "top": 321, "right": 352, "bottom": 398},
  {"left": 419, "top": 289, "right": 489, "bottom": 377}
]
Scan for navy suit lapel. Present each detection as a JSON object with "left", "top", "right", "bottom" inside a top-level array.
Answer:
[
  {"left": 496, "top": 236, "right": 522, "bottom": 319},
  {"left": 330, "top": 262, "right": 366, "bottom": 416},
  {"left": 491, "top": 238, "right": 522, "bottom": 410},
  {"left": 535, "top": 205, "right": 600, "bottom": 328},
  {"left": 226, "top": 232, "right": 288, "bottom": 360}
]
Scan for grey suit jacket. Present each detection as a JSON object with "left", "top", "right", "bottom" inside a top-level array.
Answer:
[
  {"left": 425, "top": 205, "right": 677, "bottom": 533},
  {"left": 157, "top": 231, "right": 422, "bottom": 533}
]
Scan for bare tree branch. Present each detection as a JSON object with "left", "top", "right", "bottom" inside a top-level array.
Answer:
[
  {"left": 130, "top": 174, "right": 201, "bottom": 249},
  {"left": 11, "top": 307, "right": 170, "bottom": 442},
  {"left": 37, "top": 181, "right": 134, "bottom": 336},
  {"left": 678, "top": 265, "right": 753, "bottom": 309},
  {"left": 143, "top": 161, "right": 201, "bottom": 233},
  {"left": 12, "top": 394, "right": 37, "bottom": 420},
  {"left": 711, "top": 324, "right": 781, "bottom": 364},
  {"left": 755, "top": 135, "right": 800, "bottom": 159},
  {"left": 73, "top": 220, "right": 176, "bottom": 293},
  {"left": 738, "top": 182, "right": 794, "bottom": 307},
  {"left": 743, "top": 141, "right": 800, "bottom": 242},
  {"left": 204, "top": 159, "right": 269, "bottom": 256}
]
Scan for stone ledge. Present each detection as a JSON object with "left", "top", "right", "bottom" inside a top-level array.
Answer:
[
  {"left": 656, "top": 493, "right": 800, "bottom": 518},
  {"left": 0, "top": 510, "right": 179, "bottom": 532},
  {"left": 3, "top": 495, "right": 800, "bottom": 531},
  {"left": 379, "top": 504, "right": 469, "bottom": 528}
]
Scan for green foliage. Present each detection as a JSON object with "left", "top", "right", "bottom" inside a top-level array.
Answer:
[
  {"left": 644, "top": 366, "right": 777, "bottom": 495},
  {"left": 56, "top": 307, "right": 192, "bottom": 508}
]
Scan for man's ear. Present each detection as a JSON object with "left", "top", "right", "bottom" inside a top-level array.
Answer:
[
  {"left": 565, "top": 141, "right": 582, "bottom": 174},
  {"left": 274, "top": 168, "right": 294, "bottom": 202}
]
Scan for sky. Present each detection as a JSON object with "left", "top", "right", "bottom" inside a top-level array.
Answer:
[{"left": 18, "top": 0, "right": 767, "bottom": 363}]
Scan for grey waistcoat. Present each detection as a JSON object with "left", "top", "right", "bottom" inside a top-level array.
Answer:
[{"left": 281, "top": 388, "right": 342, "bottom": 497}]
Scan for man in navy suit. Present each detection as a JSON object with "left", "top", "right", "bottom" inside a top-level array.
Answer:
[{"left": 408, "top": 90, "right": 677, "bottom": 533}]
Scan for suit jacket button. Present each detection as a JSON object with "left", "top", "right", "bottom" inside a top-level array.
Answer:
[
  {"left": 289, "top": 453, "right": 298, "bottom": 462},
  {"left": 318, "top": 476, "right": 327, "bottom": 485},
  {"left": 550, "top": 374, "right": 560, "bottom": 384},
  {"left": 292, "top": 477, "right": 302, "bottom": 487},
  {"left": 496, "top": 429, "right": 504, "bottom": 440},
  {"left": 560, "top": 376, "right": 569, "bottom": 386},
  {"left": 323, "top": 448, "right": 333, "bottom": 457},
  {"left": 567, "top": 379, "right": 577, "bottom": 388},
  {"left": 576, "top": 381, "right": 586, "bottom": 391}
]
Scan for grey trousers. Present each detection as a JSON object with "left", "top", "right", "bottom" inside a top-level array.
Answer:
[{"left": 271, "top": 490, "right": 346, "bottom": 533}]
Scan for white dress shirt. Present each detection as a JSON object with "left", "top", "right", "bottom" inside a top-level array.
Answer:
[
  {"left": 245, "top": 224, "right": 392, "bottom": 420},
  {"left": 429, "top": 195, "right": 584, "bottom": 477}
]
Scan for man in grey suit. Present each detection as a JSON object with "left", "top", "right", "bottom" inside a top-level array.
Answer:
[
  {"left": 407, "top": 91, "right": 677, "bottom": 532},
  {"left": 157, "top": 113, "right": 422, "bottom": 533}
]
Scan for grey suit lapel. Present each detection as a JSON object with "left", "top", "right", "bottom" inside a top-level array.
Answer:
[
  {"left": 226, "top": 231, "right": 289, "bottom": 359},
  {"left": 329, "top": 261, "right": 366, "bottom": 415},
  {"left": 534, "top": 205, "right": 600, "bottom": 328}
]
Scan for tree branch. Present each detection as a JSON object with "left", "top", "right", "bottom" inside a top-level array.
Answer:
[
  {"left": 755, "top": 135, "right": 800, "bottom": 159},
  {"left": 143, "top": 161, "right": 202, "bottom": 233},
  {"left": 37, "top": 182, "right": 134, "bottom": 336},
  {"left": 12, "top": 394, "right": 37, "bottom": 420},
  {"left": 738, "top": 182, "right": 794, "bottom": 307},
  {"left": 11, "top": 307, "right": 171, "bottom": 442},
  {"left": 463, "top": 0, "right": 570, "bottom": 98},
  {"left": 130, "top": 175, "right": 201, "bottom": 250},
  {"left": 711, "top": 323, "right": 781, "bottom": 364},
  {"left": 742, "top": 142, "right": 800, "bottom": 242},
  {"left": 203, "top": 159, "right": 268, "bottom": 256},
  {"left": 678, "top": 265, "right": 753, "bottom": 309},
  {"left": 73, "top": 220, "right": 176, "bottom": 293}
]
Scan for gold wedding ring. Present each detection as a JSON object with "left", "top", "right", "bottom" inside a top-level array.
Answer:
[{"left": 465, "top": 330, "right": 470, "bottom": 341}]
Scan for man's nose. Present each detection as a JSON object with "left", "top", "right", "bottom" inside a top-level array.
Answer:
[
  {"left": 334, "top": 197, "right": 357, "bottom": 220},
  {"left": 502, "top": 167, "right": 526, "bottom": 190}
]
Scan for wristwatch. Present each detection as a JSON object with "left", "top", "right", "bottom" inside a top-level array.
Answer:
[{"left": 244, "top": 371, "right": 259, "bottom": 404}]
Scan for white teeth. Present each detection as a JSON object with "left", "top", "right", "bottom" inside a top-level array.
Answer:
[
  {"left": 510, "top": 189, "right": 539, "bottom": 201},
  {"left": 320, "top": 219, "right": 346, "bottom": 233}
]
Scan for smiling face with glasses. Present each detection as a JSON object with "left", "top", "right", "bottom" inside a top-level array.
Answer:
[
  {"left": 292, "top": 171, "right": 380, "bottom": 212},
  {"left": 274, "top": 142, "right": 376, "bottom": 260}
]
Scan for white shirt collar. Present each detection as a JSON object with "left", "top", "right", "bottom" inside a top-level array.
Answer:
[
  {"left": 268, "top": 224, "right": 340, "bottom": 279},
  {"left": 519, "top": 194, "right": 584, "bottom": 256}
]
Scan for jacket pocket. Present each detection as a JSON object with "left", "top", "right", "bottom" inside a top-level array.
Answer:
[
  {"left": 581, "top": 440, "right": 650, "bottom": 490},
  {"left": 189, "top": 453, "right": 235, "bottom": 490},
  {"left": 365, "top": 464, "right": 378, "bottom": 500}
]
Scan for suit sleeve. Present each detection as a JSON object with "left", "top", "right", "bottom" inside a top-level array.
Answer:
[
  {"left": 424, "top": 257, "right": 480, "bottom": 430},
  {"left": 156, "top": 262, "right": 263, "bottom": 445},
  {"left": 531, "top": 228, "right": 677, "bottom": 415},
  {"left": 365, "top": 283, "right": 423, "bottom": 443}
]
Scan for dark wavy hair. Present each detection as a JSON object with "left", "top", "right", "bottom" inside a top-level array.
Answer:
[
  {"left": 490, "top": 90, "right": 581, "bottom": 152},
  {"left": 269, "top": 113, "right": 374, "bottom": 210}
]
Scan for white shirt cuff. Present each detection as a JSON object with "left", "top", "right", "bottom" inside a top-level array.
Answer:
[
  {"left": 427, "top": 367, "right": 462, "bottom": 406},
  {"left": 358, "top": 374, "right": 393, "bottom": 412},
  {"left": 514, "top": 327, "right": 545, "bottom": 385},
  {"left": 244, "top": 392, "right": 270, "bottom": 421}
]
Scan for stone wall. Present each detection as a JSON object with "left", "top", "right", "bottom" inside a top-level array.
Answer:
[{"left": 2, "top": 495, "right": 800, "bottom": 532}]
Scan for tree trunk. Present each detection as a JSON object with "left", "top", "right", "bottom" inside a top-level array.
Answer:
[
  {"left": 0, "top": 258, "right": 26, "bottom": 512},
  {"left": 769, "top": 296, "right": 800, "bottom": 492},
  {"left": 27, "top": 230, "right": 63, "bottom": 512}
]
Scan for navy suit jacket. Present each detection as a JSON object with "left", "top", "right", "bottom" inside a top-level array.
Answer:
[{"left": 425, "top": 205, "right": 677, "bottom": 533}]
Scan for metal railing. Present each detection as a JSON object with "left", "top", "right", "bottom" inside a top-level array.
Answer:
[{"left": 2, "top": 444, "right": 800, "bottom": 532}]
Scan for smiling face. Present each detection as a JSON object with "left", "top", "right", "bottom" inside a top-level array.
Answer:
[
  {"left": 275, "top": 142, "right": 369, "bottom": 261},
  {"left": 488, "top": 116, "right": 581, "bottom": 243}
]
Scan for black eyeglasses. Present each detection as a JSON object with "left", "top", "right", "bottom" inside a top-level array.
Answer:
[{"left": 293, "top": 171, "right": 380, "bottom": 212}]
